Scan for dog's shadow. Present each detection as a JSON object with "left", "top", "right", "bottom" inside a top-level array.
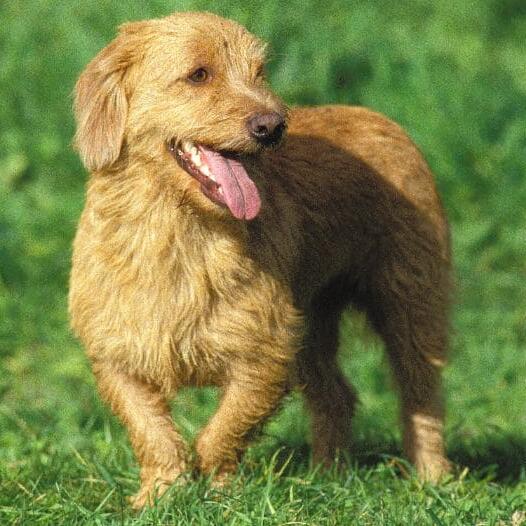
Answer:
[
  {"left": 257, "top": 429, "right": 526, "bottom": 484},
  {"left": 446, "top": 428, "right": 526, "bottom": 483}
]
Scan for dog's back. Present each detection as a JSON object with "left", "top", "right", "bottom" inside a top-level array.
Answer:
[{"left": 247, "top": 105, "right": 450, "bottom": 308}]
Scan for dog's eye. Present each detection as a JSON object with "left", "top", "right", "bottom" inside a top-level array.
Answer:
[{"left": 188, "top": 68, "right": 209, "bottom": 83}]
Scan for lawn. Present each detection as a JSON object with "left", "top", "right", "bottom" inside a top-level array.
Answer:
[{"left": 1, "top": 0, "right": 525, "bottom": 524}]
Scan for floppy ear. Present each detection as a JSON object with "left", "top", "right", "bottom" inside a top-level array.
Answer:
[{"left": 73, "top": 35, "right": 131, "bottom": 172}]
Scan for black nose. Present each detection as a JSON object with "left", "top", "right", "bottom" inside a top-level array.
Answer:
[{"left": 247, "top": 112, "right": 286, "bottom": 146}]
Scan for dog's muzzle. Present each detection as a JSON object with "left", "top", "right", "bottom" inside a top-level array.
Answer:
[{"left": 246, "top": 112, "right": 286, "bottom": 147}]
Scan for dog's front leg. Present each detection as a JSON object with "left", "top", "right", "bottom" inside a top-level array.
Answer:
[
  {"left": 195, "top": 359, "right": 291, "bottom": 482},
  {"left": 92, "top": 361, "right": 189, "bottom": 509}
]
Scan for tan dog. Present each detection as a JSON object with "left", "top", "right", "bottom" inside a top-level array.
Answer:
[{"left": 69, "top": 11, "right": 452, "bottom": 508}]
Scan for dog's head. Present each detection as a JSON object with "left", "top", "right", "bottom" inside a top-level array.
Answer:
[{"left": 74, "top": 12, "right": 287, "bottom": 220}]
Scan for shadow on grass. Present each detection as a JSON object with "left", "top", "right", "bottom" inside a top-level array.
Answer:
[
  {"left": 448, "top": 428, "right": 526, "bottom": 484},
  {"left": 260, "top": 428, "right": 526, "bottom": 484}
]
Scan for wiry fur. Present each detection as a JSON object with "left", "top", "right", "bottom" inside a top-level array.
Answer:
[{"left": 69, "top": 11, "right": 452, "bottom": 508}]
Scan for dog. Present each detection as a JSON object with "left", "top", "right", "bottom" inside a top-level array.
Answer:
[{"left": 69, "top": 11, "right": 452, "bottom": 508}]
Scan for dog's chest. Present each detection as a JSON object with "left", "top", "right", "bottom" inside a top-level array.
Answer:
[
  {"left": 94, "top": 213, "right": 267, "bottom": 384},
  {"left": 72, "top": 186, "right": 301, "bottom": 390}
]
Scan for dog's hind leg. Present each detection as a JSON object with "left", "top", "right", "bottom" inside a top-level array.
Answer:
[
  {"left": 298, "top": 306, "right": 357, "bottom": 465},
  {"left": 366, "top": 246, "right": 451, "bottom": 482},
  {"left": 92, "top": 362, "right": 189, "bottom": 508}
]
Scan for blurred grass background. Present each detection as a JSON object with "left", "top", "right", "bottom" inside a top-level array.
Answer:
[{"left": 1, "top": 0, "right": 525, "bottom": 523}]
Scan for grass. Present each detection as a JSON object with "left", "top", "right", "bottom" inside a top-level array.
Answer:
[{"left": 1, "top": 0, "right": 525, "bottom": 524}]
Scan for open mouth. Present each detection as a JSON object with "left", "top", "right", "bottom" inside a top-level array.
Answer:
[{"left": 168, "top": 139, "right": 261, "bottom": 221}]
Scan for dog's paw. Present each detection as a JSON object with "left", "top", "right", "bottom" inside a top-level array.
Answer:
[
  {"left": 130, "top": 471, "right": 191, "bottom": 510},
  {"left": 415, "top": 454, "right": 452, "bottom": 484},
  {"left": 209, "top": 470, "right": 234, "bottom": 490},
  {"left": 204, "top": 471, "right": 243, "bottom": 502}
]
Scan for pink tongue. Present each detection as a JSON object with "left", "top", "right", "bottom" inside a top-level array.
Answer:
[{"left": 198, "top": 146, "right": 261, "bottom": 220}]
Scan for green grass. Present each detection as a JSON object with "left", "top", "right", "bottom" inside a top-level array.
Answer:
[{"left": 1, "top": 0, "right": 526, "bottom": 524}]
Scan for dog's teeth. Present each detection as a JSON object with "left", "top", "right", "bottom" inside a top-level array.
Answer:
[
  {"left": 191, "top": 153, "right": 201, "bottom": 167},
  {"left": 201, "top": 165, "right": 216, "bottom": 183}
]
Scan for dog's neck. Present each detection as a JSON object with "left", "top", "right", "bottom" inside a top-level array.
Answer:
[{"left": 87, "top": 162, "right": 251, "bottom": 259}]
